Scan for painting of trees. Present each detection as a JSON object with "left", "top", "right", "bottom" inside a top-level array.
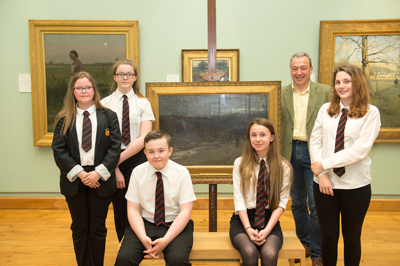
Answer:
[
  {"left": 335, "top": 34, "right": 400, "bottom": 128},
  {"left": 335, "top": 35, "right": 400, "bottom": 93}
]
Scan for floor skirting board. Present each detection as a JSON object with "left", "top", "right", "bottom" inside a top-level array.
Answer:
[{"left": 0, "top": 196, "right": 399, "bottom": 211}]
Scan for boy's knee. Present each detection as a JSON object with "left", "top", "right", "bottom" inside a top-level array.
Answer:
[
  {"left": 115, "top": 248, "right": 141, "bottom": 266},
  {"left": 165, "top": 253, "right": 190, "bottom": 266}
]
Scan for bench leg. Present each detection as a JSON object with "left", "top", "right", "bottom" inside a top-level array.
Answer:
[
  {"left": 209, "top": 184, "right": 217, "bottom": 232},
  {"left": 289, "top": 259, "right": 295, "bottom": 266}
]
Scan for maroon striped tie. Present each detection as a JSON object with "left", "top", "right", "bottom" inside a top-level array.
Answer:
[
  {"left": 82, "top": 111, "right": 92, "bottom": 152},
  {"left": 333, "top": 108, "right": 348, "bottom": 177},
  {"left": 122, "top": 95, "right": 131, "bottom": 145},
  {"left": 154, "top": 172, "right": 165, "bottom": 226},
  {"left": 254, "top": 159, "right": 268, "bottom": 230}
]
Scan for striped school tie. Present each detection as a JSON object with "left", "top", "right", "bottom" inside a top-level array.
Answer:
[
  {"left": 122, "top": 95, "right": 131, "bottom": 145},
  {"left": 154, "top": 172, "right": 165, "bottom": 226},
  {"left": 82, "top": 111, "right": 92, "bottom": 152},
  {"left": 333, "top": 108, "right": 348, "bottom": 177},
  {"left": 254, "top": 159, "right": 268, "bottom": 230}
]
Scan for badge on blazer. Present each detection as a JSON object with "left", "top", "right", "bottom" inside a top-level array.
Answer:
[{"left": 105, "top": 128, "right": 110, "bottom": 136}]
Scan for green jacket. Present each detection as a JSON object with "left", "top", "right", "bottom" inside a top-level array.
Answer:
[{"left": 280, "top": 81, "right": 331, "bottom": 161}]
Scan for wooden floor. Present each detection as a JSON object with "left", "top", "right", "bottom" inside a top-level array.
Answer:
[{"left": 0, "top": 209, "right": 399, "bottom": 266}]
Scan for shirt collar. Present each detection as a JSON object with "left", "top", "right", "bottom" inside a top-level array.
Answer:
[
  {"left": 149, "top": 160, "right": 172, "bottom": 178},
  {"left": 76, "top": 104, "right": 96, "bottom": 116},
  {"left": 339, "top": 100, "right": 350, "bottom": 111},
  {"left": 116, "top": 88, "right": 134, "bottom": 100},
  {"left": 257, "top": 156, "right": 267, "bottom": 163},
  {"left": 291, "top": 82, "right": 310, "bottom": 95}
]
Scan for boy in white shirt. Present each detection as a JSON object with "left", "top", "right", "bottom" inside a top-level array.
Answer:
[{"left": 115, "top": 130, "right": 196, "bottom": 266}]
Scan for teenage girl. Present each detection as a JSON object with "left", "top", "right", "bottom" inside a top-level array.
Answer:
[
  {"left": 101, "top": 59, "right": 155, "bottom": 242},
  {"left": 310, "top": 64, "right": 381, "bottom": 266},
  {"left": 52, "top": 71, "right": 121, "bottom": 266},
  {"left": 230, "top": 118, "right": 293, "bottom": 266}
]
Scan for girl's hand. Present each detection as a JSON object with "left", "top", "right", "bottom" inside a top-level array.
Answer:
[
  {"left": 256, "top": 229, "right": 270, "bottom": 243},
  {"left": 81, "top": 171, "right": 101, "bottom": 188},
  {"left": 115, "top": 167, "right": 125, "bottom": 189},
  {"left": 319, "top": 174, "right": 334, "bottom": 196},
  {"left": 311, "top": 161, "right": 324, "bottom": 176},
  {"left": 246, "top": 228, "right": 265, "bottom": 246}
]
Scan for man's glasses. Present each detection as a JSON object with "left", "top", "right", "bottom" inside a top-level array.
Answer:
[
  {"left": 115, "top": 73, "right": 136, "bottom": 79},
  {"left": 74, "top": 86, "right": 94, "bottom": 93}
]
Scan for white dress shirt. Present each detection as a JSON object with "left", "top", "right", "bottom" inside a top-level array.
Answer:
[
  {"left": 232, "top": 156, "right": 291, "bottom": 214},
  {"left": 101, "top": 89, "right": 155, "bottom": 149},
  {"left": 66, "top": 104, "right": 111, "bottom": 182},
  {"left": 126, "top": 160, "right": 196, "bottom": 223},
  {"left": 310, "top": 102, "right": 381, "bottom": 189}
]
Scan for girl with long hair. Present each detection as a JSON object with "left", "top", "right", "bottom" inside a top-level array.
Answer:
[
  {"left": 230, "top": 118, "right": 293, "bottom": 266},
  {"left": 310, "top": 64, "right": 381, "bottom": 266},
  {"left": 101, "top": 59, "right": 155, "bottom": 242},
  {"left": 52, "top": 71, "right": 121, "bottom": 266}
]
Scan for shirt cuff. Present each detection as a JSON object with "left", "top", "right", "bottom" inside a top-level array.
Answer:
[
  {"left": 95, "top": 164, "right": 111, "bottom": 181},
  {"left": 67, "top": 165, "right": 84, "bottom": 182},
  {"left": 318, "top": 170, "right": 329, "bottom": 178},
  {"left": 321, "top": 158, "right": 332, "bottom": 171}
]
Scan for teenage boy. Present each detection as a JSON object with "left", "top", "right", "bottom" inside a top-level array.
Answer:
[{"left": 115, "top": 130, "right": 196, "bottom": 266}]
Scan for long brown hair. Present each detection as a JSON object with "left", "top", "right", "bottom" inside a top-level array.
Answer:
[
  {"left": 54, "top": 72, "right": 105, "bottom": 135},
  {"left": 109, "top": 58, "right": 143, "bottom": 97},
  {"left": 239, "top": 118, "right": 293, "bottom": 211},
  {"left": 327, "top": 64, "right": 370, "bottom": 118}
]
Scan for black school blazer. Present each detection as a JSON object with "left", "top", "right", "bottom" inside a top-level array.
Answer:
[{"left": 52, "top": 108, "right": 121, "bottom": 197}]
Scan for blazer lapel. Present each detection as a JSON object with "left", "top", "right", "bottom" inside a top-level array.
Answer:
[
  {"left": 70, "top": 118, "right": 79, "bottom": 150},
  {"left": 96, "top": 109, "right": 105, "bottom": 148},
  {"left": 282, "top": 86, "right": 294, "bottom": 123},
  {"left": 306, "top": 81, "right": 318, "bottom": 125}
]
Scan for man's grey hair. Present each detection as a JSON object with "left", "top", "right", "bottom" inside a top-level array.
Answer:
[{"left": 290, "top": 52, "right": 312, "bottom": 67}]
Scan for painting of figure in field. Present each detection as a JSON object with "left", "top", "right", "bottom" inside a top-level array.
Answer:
[
  {"left": 44, "top": 34, "right": 126, "bottom": 131},
  {"left": 335, "top": 35, "right": 400, "bottom": 127},
  {"left": 159, "top": 94, "right": 268, "bottom": 166},
  {"left": 192, "top": 60, "right": 230, "bottom": 82}
]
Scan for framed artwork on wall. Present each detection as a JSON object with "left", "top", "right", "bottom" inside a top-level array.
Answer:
[
  {"left": 29, "top": 20, "right": 139, "bottom": 146},
  {"left": 146, "top": 81, "right": 281, "bottom": 177},
  {"left": 181, "top": 49, "right": 239, "bottom": 82},
  {"left": 318, "top": 19, "right": 400, "bottom": 143}
]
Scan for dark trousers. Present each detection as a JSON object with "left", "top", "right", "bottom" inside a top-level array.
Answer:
[
  {"left": 112, "top": 149, "right": 147, "bottom": 242},
  {"left": 313, "top": 182, "right": 371, "bottom": 266},
  {"left": 115, "top": 219, "right": 194, "bottom": 266},
  {"left": 65, "top": 168, "right": 112, "bottom": 266}
]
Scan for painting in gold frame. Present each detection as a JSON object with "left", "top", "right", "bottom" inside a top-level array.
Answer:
[
  {"left": 29, "top": 20, "right": 139, "bottom": 146},
  {"left": 318, "top": 19, "right": 400, "bottom": 143},
  {"left": 146, "top": 81, "right": 280, "bottom": 177},
  {"left": 181, "top": 49, "right": 239, "bottom": 82}
]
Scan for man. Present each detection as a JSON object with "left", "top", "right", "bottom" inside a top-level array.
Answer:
[{"left": 281, "top": 52, "right": 331, "bottom": 266}]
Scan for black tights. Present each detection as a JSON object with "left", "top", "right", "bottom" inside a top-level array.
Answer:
[
  {"left": 231, "top": 233, "right": 282, "bottom": 266},
  {"left": 314, "top": 182, "right": 371, "bottom": 266}
]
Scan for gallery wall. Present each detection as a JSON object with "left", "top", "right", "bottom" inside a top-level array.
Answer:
[{"left": 0, "top": 0, "right": 399, "bottom": 197}]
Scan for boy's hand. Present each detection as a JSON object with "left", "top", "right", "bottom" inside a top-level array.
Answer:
[
  {"left": 144, "top": 237, "right": 168, "bottom": 258},
  {"left": 142, "top": 236, "right": 159, "bottom": 259}
]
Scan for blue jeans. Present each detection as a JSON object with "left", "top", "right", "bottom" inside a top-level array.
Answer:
[{"left": 290, "top": 140, "right": 322, "bottom": 259}]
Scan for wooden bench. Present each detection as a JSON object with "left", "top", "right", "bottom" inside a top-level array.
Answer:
[{"left": 140, "top": 231, "right": 305, "bottom": 265}]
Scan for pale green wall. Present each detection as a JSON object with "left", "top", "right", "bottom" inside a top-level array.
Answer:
[{"left": 0, "top": 0, "right": 399, "bottom": 197}]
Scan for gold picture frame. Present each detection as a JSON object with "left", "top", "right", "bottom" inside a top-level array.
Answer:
[
  {"left": 181, "top": 49, "right": 239, "bottom": 82},
  {"left": 318, "top": 19, "right": 400, "bottom": 143},
  {"left": 146, "top": 81, "right": 280, "bottom": 177},
  {"left": 29, "top": 19, "right": 139, "bottom": 146}
]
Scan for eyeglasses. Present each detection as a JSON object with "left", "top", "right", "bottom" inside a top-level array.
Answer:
[
  {"left": 115, "top": 73, "right": 136, "bottom": 79},
  {"left": 74, "top": 86, "right": 94, "bottom": 93}
]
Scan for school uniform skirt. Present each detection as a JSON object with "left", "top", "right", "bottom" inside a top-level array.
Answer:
[{"left": 229, "top": 208, "right": 283, "bottom": 242}]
